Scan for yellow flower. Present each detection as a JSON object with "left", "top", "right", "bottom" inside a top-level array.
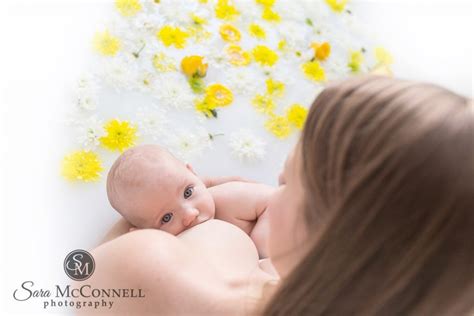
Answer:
[
  {"left": 100, "top": 119, "right": 138, "bottom": 152},
  {"left": 252, "top": 45, "right": 278, "bottom": 67},
  {"left": 249, "top": 23, "right": 266, "bottom": 39},
  {"left": 265, "top": 115, "right": 292, "bottom": 139},
  {"left": 374, "top": 46, "right": 394, "bottom": 65},
  {"left": 205, "top": 84, "right": 234, "bottom": 106},
  {"left": 265, "top": 78, "right": 285, "bottom": 97},
  {"left": 311, "top": 42, "right": 331, "bottom": 61},
  {"left": 325, "top": 0, "right": 348, "bottom": 13},
  {"left": 61, "top": 150, "right": 103, "bottom": 182},
  {"left": 115, "top": 0, "right": 142, "bottom": 17},
  {"left": 181, "top": 55, "right": 208, "bottom": 77},
  {"left": 157, "top": 26, "right": 189, "bottom": 49},
  {"left": 152, "top": 53, "right": 177, "bottom": 72},
  {"left": 215, "top": 0, "right": 240, "bottom": 21},
  {"left": 278, "top": 39, "right": 287, "bottom": 51},
  {"left": 219, "top": 24, "right": 241, "bottom": 42},
  {"left": 252, "top": 94, "right": 276, "bottom": 114},
  {"left": 348, "top": 49, "right": 364, "bottom": 72},
  {"left": 93, "top": 30, "right": 121, "bottom": 56},
  {"left": 286, "top": 104, "right": 308, "bottom": 129},
  {"left": 191, "top": 14, "right": 207, "bottom": 26},
  {"left": 262, "top": 7, "right": 281, "bottom": 22},
  {"left": 256, "top": 0, "right": 275, "bottom": 6},
  {"left": 225, "top": 45, "right": 251, "bottom": 66},
  {"left": 302, "top": 61, "right": 326, "bottom": 82},
  {"left": 187, "top": 26, "right": 212, "bottom": 43},
  {"left": 195, "top": 97, "right": 217, "bottom": 118}
]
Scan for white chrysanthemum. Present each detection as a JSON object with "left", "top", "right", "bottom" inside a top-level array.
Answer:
[
  {"left": 154, "top": 74, "right": 194, "bottom": 109},
  {"left": 157, "top": 0, "right": 197, "bottom": 26},
  {"left": 205, "top": 44, "right": 228, "bottom": 69},
  {"left": 168, "top": 127, "right": 212, "bottom": 162},
  {"left": 277, "top": 21, "right": 311, "bottom": 51},
  {"left": 136, "top": 107, "right": 168, "bottom": 141},
  {"left": 99, "top": 55, "right": 139, "bottom": 91},
  {"left": 224, "top": 67, "right": 262, "bottom": 95},
  {"left": 229, "top": 130, "right": 266, "bottom": 162},
  {"left": 74, "top": 115, "right": 105, "bottom": 150},
  {"left": 73, "top": 73, "right": 99, "bottom": 111}
]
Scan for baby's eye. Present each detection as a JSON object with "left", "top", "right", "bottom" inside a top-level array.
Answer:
[
  {"left": 184, "top": 186, "right": 194, "bottom": 199},
  {"left": 161, "top": 213, "right": 173, "bottom": 224}
]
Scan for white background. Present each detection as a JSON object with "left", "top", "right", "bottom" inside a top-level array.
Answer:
[{"left": 0, "top": 0, "right": 472, "bottom": 314}]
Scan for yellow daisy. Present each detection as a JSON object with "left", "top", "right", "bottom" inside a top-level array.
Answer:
[
  {"left": 215, "top": 0, "right": 240, "bottom": 21},
  {"left": 374, "top": 46, "right": 394, "bottom": 65},
  {"left": 302, "top": 61, "right": 326, "bottom": 82},
  {"left": 256, "top": 0, "right": 275, "bottom": 6},
  {"left": 100, "top": 119, "right": 138, "bottom": 152},
  {"left": 152, "top": 53, "right": 177, "bottom": 72},
  {"left": 286, "top": 104, "right": 308, "bottom": 129},
  {"left": 219, "top": 24, "right": 241, "bottom": 42},
  {"left": 325, "top": 0, "right": 348, "bottom": 13},
  {"left": 252, "top": 45, "right": 279, "bottom": 67},
  {"left": 348, "top": 49, "right": 364, "bottom": 73},
  {"left": 225, "top": 45, "right": 251, "bottom": 66},
  {"left": 249, "top": 23, "right": 266, "bottom": 39},
  {"left": 265, "top": 78, "right": 285, "bottom": 97},
  {"left": 252, "top": 94, "right": 276, "bottom": 114},
  {"left": 195, "top": 97, "right": 217, "bottom": 118},
  {"left": 61, "top": 150, "right": 103, "bottom": 182},
  {"left": 205, "top": 84, "right": 234, "bottom": 106},
  {"left": 115, "top": 0, "right": 142, "bottom": 17},
  {"left": 93, "top": 30, "right": 121, "bottom": 56},
  {"left": 157, "top": 26, "right": 189, "bottom": 49},
  {"left": 262, "top": 7, "right": 281, "bottom": 22},
  {"left": 265, "top": 115, "right": 292, "bottom": 139}
]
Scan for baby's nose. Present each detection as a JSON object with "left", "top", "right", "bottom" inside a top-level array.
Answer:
[{"left": 182, "top": 208, "right": 199, "bottom": 227}]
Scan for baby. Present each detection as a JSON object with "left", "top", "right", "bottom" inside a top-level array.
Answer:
[{"left": 106, "top": 144, "right": 274, "bottom": 258}]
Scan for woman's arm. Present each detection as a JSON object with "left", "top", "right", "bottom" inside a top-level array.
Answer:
[{"left": 99, "top": 217, "right": 134, "bottom": 246}]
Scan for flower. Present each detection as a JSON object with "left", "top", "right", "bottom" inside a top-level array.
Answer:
[
  {"left": 325, "top": 0, "right": 348, "bottom": 13},
  {"left": 215, "top": 0, "right": 240, "bottom": 20},
  {"left": 195, "top": 97, "right": 217, "bottom": 118},
  {"left": 348, "top": 49, "right": 364, "bottom": 72},
  {"left": 256, "top": 0, "right": 275, "bottom": 6},
  {"left": 205, "top": 83, "right": 234, "bottom": 106},
  {"left": 265, "top": 115, "right": 292, "bottom": 139},
  {"left": 262, "top": 7, "right": 281, "bottom": 22},
  {"left": 286, "top": 104, "right": 308, "bottom": 129},
  {"left": 167, "top": 127, "right": 213, "bottom": 161},
  {"left": 75, "top": 116, "right": 105, "bottom": 150},
  {"left": 115, "top": 0, "right": 142, "bottom": 17},
  {"left": 61, "top": 150, "right": 103, "bottom": 182},
  {"left": 265, "top": 78, "right": 285, "bottom": 97},
  {"left": 93, "top": 30, "right": 121, "bottom": 56},
  {"left": 219, "top": 24, "right": 241, "bottom": 42},
  {"left": 181, "top": 55, "right": 208, "bottom": 77},
  {"left": 73, "top": 74, "right": 99, "bottom": 111},
  {"left": 248, "top": 23, "right": 266, "bottom": 39},
  {"left": 374, "top": 46, "right": 394, "bottom": 65},
  {"left": 252, "top": 94, "right": 276, "bottom": 114},
  {"left": 100, "top": 119, "right": 138, "bottom": 152},
  {"left": 224, "top": 68, "right": 261, "bottom": 95},
  {"left": 136, "top": 107, "right": 168, "bottom": 141},
  {"left": 225, "top": 45, "right": 251, "bottom": 66},
  {"left": 152, "top": 52, "right": 177, "bottom": 72},
  {"left": 100, "top": 54, "right": 138, "bottom": 90},
  {"left": 157, "top": 26, "right": 189, "bottom": 49},
  {"left": 155, "top": 74, "right": 195, "bottom": 109},
  {"left": 302, "top": 61, "right": 326, "bottom": 82},
  {"left": 252, "top": 45, "right": 278, "bottom": 67},
  {"left": 311, "top": 42, "right": 331, "bottom": 61},
  {"left": 229, "top": 130, "right": 266, "bottom": 162}
]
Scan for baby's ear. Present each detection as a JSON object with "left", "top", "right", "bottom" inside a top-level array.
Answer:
[{"left": 186, "top": 163, "right": 197, "bottom": 175}]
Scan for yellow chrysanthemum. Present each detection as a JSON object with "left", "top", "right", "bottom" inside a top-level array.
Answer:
[
  {"left": 311, "top": 42, "right": 331, "bottom": 61},
  {"left": 266, "top": 78, "right": 285, "bottom": 97},
  {"left": 302, "top": 61, "right": 326, "bottom": 82},
  {"left": 191, "top": 14, "right": 207, "bottom": 26},
  {"left": 348, "top": 50, "right": 364, "bottom": 72},
  {"left": 187, "top": 26, "right": 212, "bottom": 43},
  {"left": 100, "top": 119, "right": 138, "bottom": 152},
  {"left": 152, "top": 53, "right": 177, "bottom": 72},
  {"left": 205, "top": 84, "right": 234, "bottom": 106},
  {"left": 325, "top": 0, "right": 348, "bottom": 13},
  {"left": 252, "top": 94, "right": 276, "bottom": 114},
  {"left": 93, "top": 30, "right": 121, "bottom": 56},
  {"left": 256, "top": 0, "right": 275, "bottom": 6},
  {"left": 61, "top": 150, "right": 103, "bottom": 182},
  {"left": 265, "top": 115, "right": 292, "bottom": 139},
  {"left": 286, "top": 104, "right": 308, "bottom": 129},
  {"left": 195, "top": 97, "right": 217, "bottom": 118},
  {"left": 252, "top": 45, "right": 278, "bottom": 67},
  {"left": 249, "top": 23, "right": 266, "bottom": 39},
  {"left": 225, "top": 45, "right": 251, "bottom": 66},
  {"left": 278, "top": 39, "right": 287, "bottom": 51},
  {"left": 219, "top": 24, "right": 241, "bottom": 42},
  {"left": 215, "top": 0, "right": 240, "bottom": 21},
  {"left": 262, "top": 7, "right": 281, "bottom": 22},
  {"left": 374, "top": 46, "right": 394, "bottom": 65},
  {"left": 115, "top": 0, "right": 142, "bottom": 17},
  {"left": 157, "top": 26, "right": 189, "bottom": 49},
  {"left": 181, "top": 55, "right": 208, "bottom": 77}
]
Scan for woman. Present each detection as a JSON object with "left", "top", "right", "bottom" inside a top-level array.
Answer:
[{"left": 78, "top": 75, "right": 473, "bottom": 315}]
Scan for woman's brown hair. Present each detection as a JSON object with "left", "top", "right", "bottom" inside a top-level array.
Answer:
[{"left": 263, "top": 75, "right": 474, "bottom": 315}]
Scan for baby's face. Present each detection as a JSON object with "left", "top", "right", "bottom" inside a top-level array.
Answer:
[{"left": 125, "top": 157, "right": 215, "bottom": 236}]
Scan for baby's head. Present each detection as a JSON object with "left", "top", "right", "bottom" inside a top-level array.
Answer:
[{"left": 107, "top": 144, "right": 215, "bottom": 235}]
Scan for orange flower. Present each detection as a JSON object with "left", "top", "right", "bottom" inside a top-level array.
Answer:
[
  {"left": 311, "top": 42, "right": 331, "bottom": 61},
  {"left": 181, "top": 55, "right": 208, "bottom": 77}
]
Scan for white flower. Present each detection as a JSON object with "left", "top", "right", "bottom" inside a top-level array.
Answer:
[
  {"left": 74, "top": 115, "right": 105, "bottom": 150},
  {"left": 99, "top": 54, "right": 139, "bottom": 91},
  {"left": 277, "top": 21, "right": 311, "bottom": 51},
  {"left": 73, "top": 73, "right": 99, "bottom": 111},
  {"left": 153, "top": 73, "right": 194, "bottom": 110},
  {"left": 157, "top": 0, "right": 198, "bottom": 26},
  {"left": 229, "top": 129, "right": 266, "bottom": 162},
  {"left": 136, "top": 106, "right": 168, "bottom": 141},
  {"left": 224, "top": 67, "right": 262, "bottom": 95},
  {"left": 167, "top": 127, "right": 212, "bottom": 162}
]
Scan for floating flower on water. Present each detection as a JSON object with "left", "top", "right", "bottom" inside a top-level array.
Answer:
[
  {"left": 93, "top": 30, "right": 121, "bottom": 56},
  {"left": 277, "top": 40, "right": 287, "bottom": 51},
  {"left": 215, "top": 0, "right": 240, "bottom": 21},
  {"left": 265, "top": 115, "right": 292, "bottom": 139},
  {"left": 73, "top": 74, "right": 99, "bottom": 111},
  {"left": 325, "top": 0, "right": 348, "bottom": 13},
  {"left": 249, "top": 23, "right": 266, "bottom": 39},
  {"left": 75, "top": 116, "right": 105, "bottom": 150},
  {"left": 100, "top": 119, "right": 138, "bottom": 152},
  {"left": 157, "top": 26, "right": 189, "bottom": 49},
  {"left": 265, "top": 78, "right": 285, "bottom": 97},
  {"left": 224, "top": 68, "right": 260, "bottom": 95},
  {"left": 302, "top": 60, "right": 326, "bottom": 82},
  {"left": 219, "top": 24, "right": 241, "bottom": 42},
  {"left": 195, "top": 97, "right": 217, "bottom": 118},
  {"left": 191, "top": 13, "right": 208, "bottom": 26},
  {"left": 115, "top": 0, "right": 142, "bottom": 17},
  {"left": 61, "top": 150, "right": 103, "bottom": 182},
  {"left": 181, "top": 55, "right": 208, "bottom": 77},
  {"left": 136, "top": 107, "right": 168, "bottom": 141},
  {"left": 168, "top": 127, "right": 213, "bottom": 161},
  {"left": 262, "top": 7, "right": 281, "bottom": 22},
  {"left": 374, "top": 46, "right": 393, "bottom": 65},
  {"left": 205, "top": 83, "right": 234, "bottom": 106},
  {"left": 155, "top": 74, "right": 195, "bottom": 109},
  {"left": 286, "top": 104, "right": 308, "bottom": 129},
  {"left": 152, "top": 53, "right": 177, "bottom": 72},
  {"left": 252, "top": 94, "right": 276, "bottom": 114},
  {"left": 348, "top": 49, "right": 364, "bottom": 73},
  {"left": 252, "top": 45, "right": 278, "bottom": 67},
  {"left": 311, "top": 42, "right": 331, "bottom": 61},
  {"left": 229, "top": 129, "right": 266, "bottom": 162},
  {"left": 225, "top": 45, "right": 251, "bottom": 66},
  {"left": 256, "top": 0, "right": 275, "bottom": 7}
]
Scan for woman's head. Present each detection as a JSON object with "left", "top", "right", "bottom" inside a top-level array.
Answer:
[{"left": 265, "top": 75, "right": 473, "bottom": 315}]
